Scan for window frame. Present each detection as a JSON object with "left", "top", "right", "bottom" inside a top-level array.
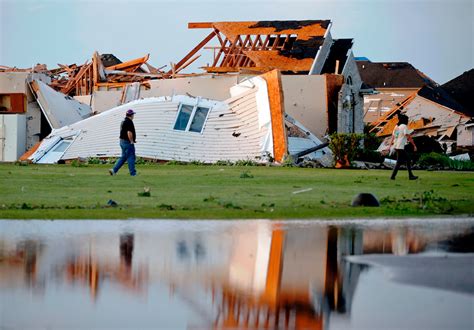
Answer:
[{"left": 173, "top": 101, "right": 211, "bottom": 134}]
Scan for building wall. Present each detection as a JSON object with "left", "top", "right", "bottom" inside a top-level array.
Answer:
[
  {"left": 87, "top": 76, "right": 242, "bottom": 114},
  {"left": 337, "top": 52, "right": 364, "bottom": 134},
  {"left": 0, "top": 72, "right": 29, "bottom": 94},
  {"left": 142, "top": 75, "right": 241, "bottom": 101},
  {"left": 91, "top": 91, "right": 122, "bottom": 113},
  {"left": 0, "top": 73, "right": 50, "bottom": 160},
  {"left": 281, "top": 75, "right": 329, "bottom": 140},
  {"left": 0, "top": 114, "right": 26, "bottom": 161},
  {"left": 457, "top": 124, "right": 474, "bottom": 147},
  {"left": 25, "top": 100, "right": 41, "bottom": 150},
  {"left": 0, "top": 72, "right": 50, "bottom": 94}
]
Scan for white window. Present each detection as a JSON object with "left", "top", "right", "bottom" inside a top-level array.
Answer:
[
  {"left": 37, "top": 140, "right": 72, "bottom": 164},
  {"left": 173, "top": 103, "right": 210, "bottom": 133}
]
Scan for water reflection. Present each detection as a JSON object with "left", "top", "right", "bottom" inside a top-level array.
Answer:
[{"left": 0, "top": 219, "right": 472, "bottom": 329}]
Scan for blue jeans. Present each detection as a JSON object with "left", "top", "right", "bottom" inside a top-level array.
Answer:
[{"left": 113, "top": 140, "right": 136, "bottom": 176}]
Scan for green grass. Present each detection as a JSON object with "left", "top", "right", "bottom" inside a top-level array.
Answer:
[{"left": 0, "top": 163, "right": 473, "bottom": 219}]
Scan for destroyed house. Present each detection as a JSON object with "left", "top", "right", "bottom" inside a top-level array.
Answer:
[
  {"left": 356, "top": 60, "right": 437, "bottom": 123},
  {"left": 171, "top": 20, "right": 363, "bottom": 136},
  {"left": 2, "top": 19, "right": 365, "bottom": 164},
  {"left": 371, "top": 83, "right": 474, "bottom": 150},
  {"left": 28, "top": 71, "right": 332, "bottom": 166},
  {"left": 441, "top": 69, "right": 474, "bottom": 117}
]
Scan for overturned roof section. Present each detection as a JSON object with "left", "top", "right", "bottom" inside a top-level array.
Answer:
[
  {"left": 29, "top": 73, "right": 288, "bottom": 164},
  {"left": 442, "top": 69, "right": 474, "bottom": 116},
  {"left": 174, "top": 20, "right": 331, "bottom": 74},
  {"left": 30, "top": 80, "right": 91, "bottom": 129},
  {"left": 356, "top": 61, "right": 436, "bottom": 88}
]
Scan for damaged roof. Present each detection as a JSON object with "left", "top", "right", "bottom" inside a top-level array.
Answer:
[
  {"left": 356, "top": 61, "right": 436, "bottom": 88},
  {"left": 370, "top": 86, "right": 471, "bottom": 139},
  {"left": 180, "top": 20, "right": 331, "bottom": 73},
  {"left": 100, "top": 54, "right": 122, "bottom": 67},
  {"left": 321, "top": 39, "right": 353, "bottom": 74},
  {"left": 441, "top": 69, "right": 474, "bottom": 116},
  {"left": 417, "top": 84, "right": 469, "bottom": 116}
]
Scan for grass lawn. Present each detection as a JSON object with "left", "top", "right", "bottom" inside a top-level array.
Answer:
[{"left": 0, "top": 163, "right": 473, "bottom": 219}]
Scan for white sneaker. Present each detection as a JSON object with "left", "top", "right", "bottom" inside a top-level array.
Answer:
[{"left": 109, "top": 169, "right": 116, "bottom": 176}]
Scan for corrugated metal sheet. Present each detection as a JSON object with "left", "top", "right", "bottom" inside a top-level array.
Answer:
[{"left": 33, "top": 83, "right": 272, "bottom": 163}]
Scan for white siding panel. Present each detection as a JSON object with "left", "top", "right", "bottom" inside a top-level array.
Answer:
[{"left": 57, "top": 89, "right": 268, "bottom": 163}]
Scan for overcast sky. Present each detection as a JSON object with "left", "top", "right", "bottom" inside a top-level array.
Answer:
[{"left": 1, "top": 0, "right": 472, "bottom": 84}]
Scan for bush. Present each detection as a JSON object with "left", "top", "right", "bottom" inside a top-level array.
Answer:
[
  {"left": 417, "top": 152, "right": 474, "bottom": 171},
  {"left": 354, "top": 127, "right": 384, "bottom": 163},
  {"left": 363, "top": 125, "right": 383, "bottom": 150},
  {"left": 356, "top": 149, "right": 384, "bottom": 163},
  {"left": 214, "top": 160, "right": 233, "bottom": 166},
  {"left": 239, "top": 171, "right": 254, "bottom": 178},
  {"left": 87, "top": 157, "right": 102, "bottom": 164},
  {"left": 417, "top": 152, "right": 450, "bottom": 168},
  {"left": 234, "top": 159, "right": 259, "bottom": 166},
  {"left": 165, "top": 160, "right": 186, "bottom": 165},
  {"left": 329, "top": 133, "right": 364, "bottom": 166}
]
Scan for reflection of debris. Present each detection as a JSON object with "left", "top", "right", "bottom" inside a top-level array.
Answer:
[
  {"left": 347, "top": 254, "right": 474, "bottom": 295},
  {"left": 1, "top": 220, "right": 473, "bottom": 328}
]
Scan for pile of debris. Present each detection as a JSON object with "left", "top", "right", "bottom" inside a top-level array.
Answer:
[{"left": 2, "top": 20, "right": 471, "bottom": 166}]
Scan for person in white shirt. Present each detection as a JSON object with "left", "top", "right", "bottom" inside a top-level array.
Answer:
[{"left": 387, "top": 114, "right": 418, "bottom": 180}]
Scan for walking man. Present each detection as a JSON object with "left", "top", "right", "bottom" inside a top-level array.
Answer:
[
  {"left": 387, "top": 113, "right": 418, "bottom": 180},
  {"left": 110, "top": 109, "right": 137, "bottom": 176}
]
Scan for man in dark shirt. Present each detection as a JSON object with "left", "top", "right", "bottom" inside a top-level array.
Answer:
[{"left": 109, "top": 109, "right": 137, "bottom": 176}]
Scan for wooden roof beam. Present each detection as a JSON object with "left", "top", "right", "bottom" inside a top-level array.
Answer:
[
  {"left": 169, "top": 30, "right": 217, "bottom": 74},
  {"left": 188, "top": 22, "right": 214, "bottom": 29},
  {"left": 105, "top": 54, "right": 150, "bottom": 72}
]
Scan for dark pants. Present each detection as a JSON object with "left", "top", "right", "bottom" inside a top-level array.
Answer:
[
  {"left": 113, "top": 140, "right": 136, "bottom": 176},
  {"left": 391, "top": 149, "right": 415, "bottom": 179}
]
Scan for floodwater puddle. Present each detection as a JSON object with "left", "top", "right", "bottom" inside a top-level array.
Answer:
[{"left": 0, "top": 218, "right": 473, "bottom": 329}]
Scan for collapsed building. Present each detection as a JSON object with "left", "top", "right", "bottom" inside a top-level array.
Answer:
[
  {"left": 28, "top": 71, "right": 332, "bottom": 166},
  {"left": 357, "top": 60, "right": 474, "bottom": 152},
  {"left": 0, "top": 20, "right": 370, "bottom": 163}
]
